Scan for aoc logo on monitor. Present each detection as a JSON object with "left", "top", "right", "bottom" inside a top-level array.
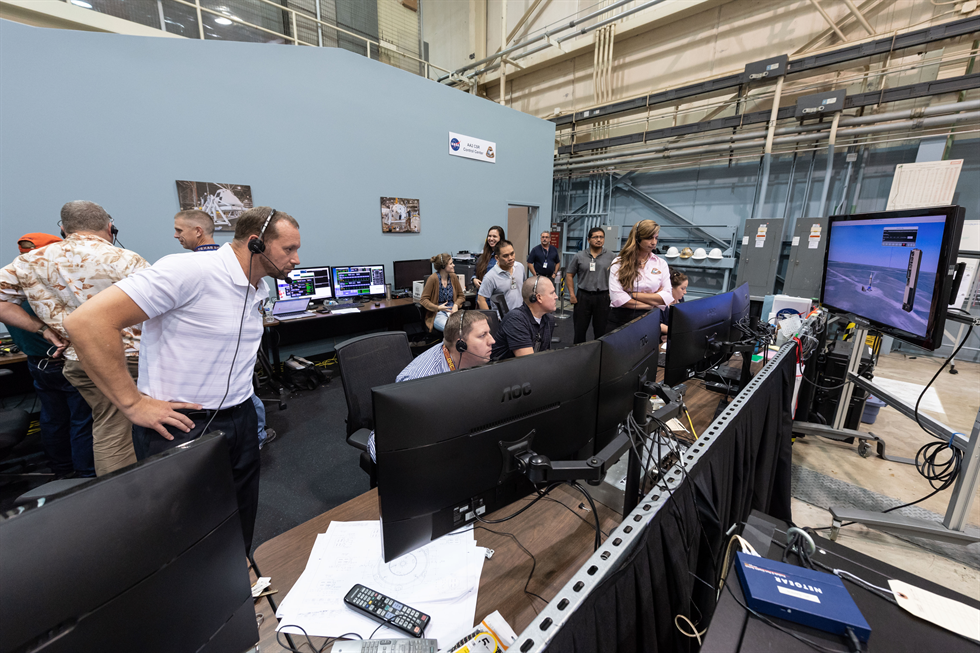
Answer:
[
  {"left": 501, "top": 383, "right": 532, "bottom": 402},
  {"left": 450, "top": 138, "right": 461, "bottom": 151}
]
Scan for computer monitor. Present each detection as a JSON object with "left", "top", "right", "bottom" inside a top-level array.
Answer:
[
  {"left": 730, "top": 282, "right": 750, "bottom": 327},
  {"left": 663, "top": 292, "right": 734, "bottom": 386},
  {"left": 595, "top": 309, "right": 662, "bottom": 451},
  {"left": 373, "top": 341, "right": 602, "bottom": 562},
  {"left": 820, "top": 206, "right": 964, "bottom": 350},
  {"left": 0, "top": 433, "right": 258, "bottom": 653},
  {"left": 276, "top": 265, "right": 333, "bottom": 301},
  {"left": 333, "top": 264, "right": 387, "bottom": 301},
  {"left": 392, "top": 259, "right": 432, "bottom": 292}
]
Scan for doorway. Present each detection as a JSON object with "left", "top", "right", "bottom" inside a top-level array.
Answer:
[{"left": 507, "top": 205, "right": 536, "bottom": 272}]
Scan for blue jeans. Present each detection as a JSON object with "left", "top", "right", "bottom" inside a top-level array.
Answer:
[
  {"left": 251, "top": 393, "right": 268, "bottom": 444},
  {"left": 26, "top": 356, "right": 95, "bottom": 477}
]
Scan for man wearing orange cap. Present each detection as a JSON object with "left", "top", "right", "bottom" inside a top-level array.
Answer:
[{"left": 1, "top": 234, "right": 95, "bottom": 477}]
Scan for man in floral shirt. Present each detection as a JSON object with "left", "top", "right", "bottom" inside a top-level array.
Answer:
[{"left": 0, "top": 201, "right": 149, "bottom": 476}]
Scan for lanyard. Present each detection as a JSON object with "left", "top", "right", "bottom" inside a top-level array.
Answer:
[{"left": 442, "top": 345, "right": 456, "bottom": 371}]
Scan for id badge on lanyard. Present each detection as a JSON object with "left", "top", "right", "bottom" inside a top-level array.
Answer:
[{"left": 589, "top": 259, "right": 596, "bottom": 272}]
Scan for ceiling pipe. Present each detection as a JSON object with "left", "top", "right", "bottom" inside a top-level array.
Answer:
[
  {"left": 555, "top": 110, "right": 980, "bottom": 172},
  {"left": 437, "top": 0, "right": 636, "bottom": 82},
  {"left": 453, "top": 0, "right": 670, "bottom": 83},
  {"left": 555, "top": 100, "right": 980, "bottom": 169}
]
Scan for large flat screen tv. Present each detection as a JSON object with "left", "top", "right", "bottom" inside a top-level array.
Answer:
[{"left": 820, "top": 206, "right": 964, "bottom": 350}]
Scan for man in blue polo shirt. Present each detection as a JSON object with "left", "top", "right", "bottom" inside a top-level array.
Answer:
[
  {"left": 491, "top": 276, "right": 557, "bottom": 361},
  {"left": 527, "top": 231, "right": 561, "bottom": 281}
]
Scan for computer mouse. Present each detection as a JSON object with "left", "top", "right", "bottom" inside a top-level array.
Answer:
[
  {"left": 374, "top": 302, "right": 381, "bottom": 307},
  {"left": 316, "top": 307, "right": 331, "bottom": 314}
]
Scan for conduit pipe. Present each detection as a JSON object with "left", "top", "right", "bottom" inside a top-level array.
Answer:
[
  {"left": 448, "top": 0, "right": 669, "bottom": 83},
  {"left": 756, "top": 75, "right": 785, "bottom": 219},
  {"left": 555, "top": 100, "right": 980, "bottom": 170},
  {"left": 555, "top": 110, "right": 980, "bottom": 172},
  {"left": 437, "top": 0, "right": 636, "bottom": 82},
  {"left": 816, "top": 112, "right": 841, "bottom": 218},
  {"left": 555, "top": 99, "right": 980, "bottom": 167}
]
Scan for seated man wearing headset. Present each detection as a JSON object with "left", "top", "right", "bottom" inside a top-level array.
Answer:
[
  {"left": 490, "top": 276, "right": 557, "bottom": 361},
  {"left": 367, "top": 310, "right": 494, "bottom": 462}
]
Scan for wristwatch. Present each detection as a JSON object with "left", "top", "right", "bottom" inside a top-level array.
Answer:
[{"left": 35, "top": 324, "right": 48, "bottom": 336}]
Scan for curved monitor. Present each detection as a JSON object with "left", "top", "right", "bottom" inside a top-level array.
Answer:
[
  {"left": 595, "top": 309, "right": 662, "bottom": 451},
  {"left": 373, "top": 341, "right": 602, "bottom": 562},
  {"left": 820, "top": 206, "right": 964, "bottom": 350}
]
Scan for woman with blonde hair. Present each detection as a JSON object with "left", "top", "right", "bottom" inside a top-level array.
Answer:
[
  {"left": 420, "top": 252, "right": 465, "bottom": 332},
  {"left": 607, "top": 219, "right": 675, "bottom": 329},
  {"left": 473, "top": 225, "right": 505, "bottom": 289}
]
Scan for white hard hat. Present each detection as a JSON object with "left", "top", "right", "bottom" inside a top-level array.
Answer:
[
  {"left": 692, "top": 247, "right": 708, "bottom": 260},
  {"left": 665, "top": 246, "right": 680, "bottom": 258},
  {"left": 707, "top": 247, "right": 723, "bottom": 260}
]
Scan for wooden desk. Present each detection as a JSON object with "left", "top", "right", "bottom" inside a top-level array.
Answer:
[
  {"left": 251, "top": 358, "right": 764, "bottom": 651},
  {"left": 252, "top": 485, "right": 622, "bottom": 651},
  {"left": 0, "top": 352, "right": 27, "bottom": 366},
  {"left": 264, "top": 298, "right": 420, "bottom": 367}
]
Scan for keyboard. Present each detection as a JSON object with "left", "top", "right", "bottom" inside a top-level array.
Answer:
[{"left": 275, "top": 312, "right": 311, "bottom": 321}]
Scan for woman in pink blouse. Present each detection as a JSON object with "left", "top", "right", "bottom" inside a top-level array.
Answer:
[{"left": 607, "top": 219, "right": 675, "bottom": 330}]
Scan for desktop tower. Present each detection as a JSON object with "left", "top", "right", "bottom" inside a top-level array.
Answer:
[{"left": 807, "top": 342, "right": 872, "bottom": 431}]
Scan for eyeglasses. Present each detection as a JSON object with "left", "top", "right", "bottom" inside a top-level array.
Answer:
[{"left": 590, "top": 235, "right": 604, "bottom": 239}]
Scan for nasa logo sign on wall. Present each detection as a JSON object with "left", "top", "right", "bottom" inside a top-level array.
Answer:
[{"left": 448, "top": 131, "right": 497, "bottom": 164}]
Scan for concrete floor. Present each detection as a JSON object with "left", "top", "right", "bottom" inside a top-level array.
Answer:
[{"left": 791, "top": 351, "right": 980, "bottom": 600}]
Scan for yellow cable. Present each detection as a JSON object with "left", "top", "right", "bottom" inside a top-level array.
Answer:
[{"left": 685, "top": 407, "right": 697, "bottom": 440}]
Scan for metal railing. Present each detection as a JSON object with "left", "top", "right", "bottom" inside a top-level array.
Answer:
[{"left": 61, "top": 0, "right": 450, "bottom": 81}]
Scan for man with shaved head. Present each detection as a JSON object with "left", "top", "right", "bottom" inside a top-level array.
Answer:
[
  {"left": 490, "top": 276, "right": 557, "bottom": 361},
  {"left": 173, "top": 209, "right": 219, "bottom": 252}
]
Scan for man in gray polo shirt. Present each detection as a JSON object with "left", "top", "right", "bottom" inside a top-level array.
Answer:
[
  {"left": 477, "top": 239, "right": 525, "bottom": 314},
  {"left": 565, "top": 227, "right": 616, "bottom": 343}
]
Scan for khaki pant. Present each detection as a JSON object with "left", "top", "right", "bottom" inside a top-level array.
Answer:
[{"left": 63, "top": 359, "right": 140, "bottom": 477}]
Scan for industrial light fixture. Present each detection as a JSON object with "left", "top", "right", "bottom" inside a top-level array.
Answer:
[
  {"left": 214, "top": 17, "right": 233, "bottom": 25},
  {"left": 70, "top": 0, "right": 93, "bottom": 7}
]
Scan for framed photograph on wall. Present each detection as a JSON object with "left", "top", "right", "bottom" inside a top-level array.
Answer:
[
  {"left": 381, "top": 197, "right": 420, "bottom": 233},
  {"left": 176, "top": 181, "right": 253, "bottom": 231}
]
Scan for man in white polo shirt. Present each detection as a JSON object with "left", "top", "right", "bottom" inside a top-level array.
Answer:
[{"left": 65, "top": 206, "right": 301, "bottom": 553}]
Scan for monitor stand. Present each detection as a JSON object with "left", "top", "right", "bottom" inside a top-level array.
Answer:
[{"left": 701, "top": 342, "right": 755, "bottom": 396}]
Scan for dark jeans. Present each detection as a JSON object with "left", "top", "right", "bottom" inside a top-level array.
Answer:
[
  {"left": 607, "top": 306, "right": 654, "bottom": 331},
  {"left": 134, "top": 399, "right": 260, "bottom": 553},
  {"left": 26, "top": 356, "right": 95, "bottom": 477},
  {"left": 572, "top": 289, "right": 611, "bottom": 344}
]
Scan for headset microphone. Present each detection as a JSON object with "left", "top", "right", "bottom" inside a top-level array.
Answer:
[
  {"left": 248, "top": 208, "right": 276, "bottom": 254},
  {"left": 258, "top": 250, "right": 287, "bottom": 279}
]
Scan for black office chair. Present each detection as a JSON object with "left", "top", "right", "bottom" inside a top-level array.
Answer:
[
  {"left": 335, "top": 332, "right": 413, "bottom": 487},
  {"left": 476, "top": 310, "right": 501, "bottom": 339},
  {"left": 491, "top": 295, "right": 510, "bottom": 321}
]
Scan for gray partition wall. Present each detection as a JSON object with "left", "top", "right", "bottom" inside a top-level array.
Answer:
[{"left": 0, "top": 19, "right": 555, "bottom": 273}]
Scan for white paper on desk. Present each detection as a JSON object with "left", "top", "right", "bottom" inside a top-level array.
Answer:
[
  {"left": 889, "top": 579, "right": 980, "bottom": 642},
  {"left": 332, "top": 308, "right": 361, "bottom": 314},
  {"left": 276, "top": 521, "right": 485, "bottom": 642}
]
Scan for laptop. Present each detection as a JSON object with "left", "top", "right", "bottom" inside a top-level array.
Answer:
[{"left": 271, "top": 297, "right": 311, "bottom": 321}]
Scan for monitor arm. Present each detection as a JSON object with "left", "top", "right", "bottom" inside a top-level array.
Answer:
[{"left": 500, "top": 427, "right": 634, "bottom": 486}]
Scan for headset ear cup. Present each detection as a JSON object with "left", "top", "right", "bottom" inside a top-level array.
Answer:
[
  {"left": 529, "top": 294, "right": 537, "bottom": 303},
  {"left": 248, "top": 237, "right": 265, "bottom": 254},
  {"left": 455, "top": 339, "right": 467, "bottom": 353}
]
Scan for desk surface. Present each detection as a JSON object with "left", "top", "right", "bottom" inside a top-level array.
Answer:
[
  {"left": 267, "top": 297, "right": 416, "bottom": 326},
  {"left": 251, "top": 370, "right": 740, "bottom": 650},
  {"left": 0, "top": 352, "right": 27, "bottom": 366},
  {"left": 253, "top": 485, "right": 622, "bottom": 650}
]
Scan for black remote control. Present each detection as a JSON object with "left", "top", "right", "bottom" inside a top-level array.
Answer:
[{"left": 343, "top": 584, "right": 430, "bottom": 638}]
